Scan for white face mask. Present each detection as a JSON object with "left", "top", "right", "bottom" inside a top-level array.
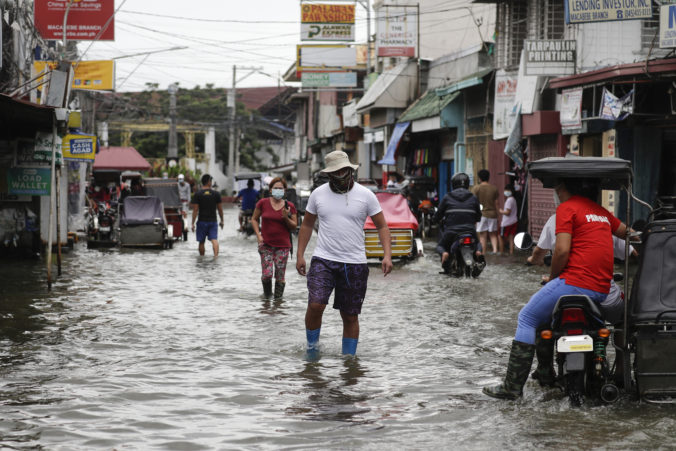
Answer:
[
  {"left": 271, "top": 188, "right": 284, "bottom": 200},
  {"left": 504, "top": 191, "right": 512, "bottom": 197}
]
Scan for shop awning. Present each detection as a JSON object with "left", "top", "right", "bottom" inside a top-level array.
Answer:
[
  {"left": 93, "top": 146, "right": 151, "bottom": 171},
  {"left": 434, "top": 68, "right": 493, "bottom": 96},
  {"left": 378, "top": 122, "right": 410, "bottom": 165},
  {"left": 397, "top": 90, "right": 461, "bottom": 123},
  {"left": 356, "top": 61, "right": 417, "bottom": 113},
  {"left": 0, "top": 94, "right": 55, "bottom": 139},
  {"left": 549, "top": 58, "right": 676, "bottom": 90}
]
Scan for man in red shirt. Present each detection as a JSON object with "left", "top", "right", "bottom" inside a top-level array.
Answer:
[{"left": 484, "top": 178, "right": 629, "bottom": 400}]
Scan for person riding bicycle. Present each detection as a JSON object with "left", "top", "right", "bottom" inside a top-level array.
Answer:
[
  {"left": 433, "top": 173, "right": 483, "bottom": 272},
  {"left": 236, "top": 179, "right": 259, "bottom": 232}
]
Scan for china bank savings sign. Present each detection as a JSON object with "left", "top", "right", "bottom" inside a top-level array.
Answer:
[{"left": 565, "top": 0, "right": 652, "bottom": 24}]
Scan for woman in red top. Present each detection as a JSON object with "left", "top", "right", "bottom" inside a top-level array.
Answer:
[{"left": 251, "top": 177, "right": 298, "bottom": 300}]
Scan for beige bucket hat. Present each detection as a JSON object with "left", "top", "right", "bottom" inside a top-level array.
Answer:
[{"left": 320, "top": 150, "right": 359, "bottom": 173}]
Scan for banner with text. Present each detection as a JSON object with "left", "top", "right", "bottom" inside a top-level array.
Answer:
[
  {"left": 301, "top": 72, "right": 357, "bottom": 88},
  {"left": 62, "top": 134, "right": 98, "bottom": 161},
  {"left": 565, "top": 0, "right": 653, "bottom": 24},
  {"left": 560, "top": 87, "right": 583, "bottom": 129},
  {"left": 525, "top": 40, "right": 576, "bottom": 76},
  {"left": 7, "top": 167, "right": 51, "bottom": 196},
  {"left": 493, "top": 70, "right": 518, "bottom": 140},
  {"left": 301, "top": 3, "right": 355, "bottom": 41},
  {"left": 34, "top": 0, "right": 115, "bottom": 41},
  {"left": 297, "top": 45, "right": 360, "bottom": 76},
  {"left": 660, "top": 4, "right": 676, "bottom": 48},
  {"left": 34, "top": 60, "right": 115, "bottom": 91},
  {"left": 376, "top": 5, "right": 417, "bottom": 57}
]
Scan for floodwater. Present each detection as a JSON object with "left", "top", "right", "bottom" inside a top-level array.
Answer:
[{"left": 0, "top": 205, "right": 674, "bottom": 450}]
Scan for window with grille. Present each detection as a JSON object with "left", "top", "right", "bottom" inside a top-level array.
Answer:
[
  {"left": 529, "top": 0, "right": 565, "bottom": 40},
  {"left": 496, "top": 0, "right": 528, "bottom": 69},
  {"left": 496, "top": 0, "right": 566, "bottom": 70}
]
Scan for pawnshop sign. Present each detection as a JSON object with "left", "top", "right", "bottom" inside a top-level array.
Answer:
[
  {"left": 564, "top": 0, "right": 653, "bottom": 24},
  {"left": 34, "top": 0, "right": 115, "bottom": 41}
]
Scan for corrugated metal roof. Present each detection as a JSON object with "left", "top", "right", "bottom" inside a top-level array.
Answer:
[{"left": 397, "top": 90, "right": 460, "bottom": 123}]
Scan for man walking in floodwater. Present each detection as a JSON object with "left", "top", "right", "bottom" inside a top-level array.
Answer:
[
  {"left": 191, "top": 174, "right": 224, "bottom": 257},
  {"left": 296, "top": 150, "right": 392, "bottom": 357}
]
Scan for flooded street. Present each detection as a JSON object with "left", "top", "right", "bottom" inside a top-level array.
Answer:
[{"left": 1, "top": 205, "right": 675, "bottom": 450}]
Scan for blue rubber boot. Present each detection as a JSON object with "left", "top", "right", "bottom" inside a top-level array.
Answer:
[
  {"left": 342, "top": 337, "right": 358, "bottom": 356},
  {"left": 306, "top": 328, "right": 320, "bottom": 361}
]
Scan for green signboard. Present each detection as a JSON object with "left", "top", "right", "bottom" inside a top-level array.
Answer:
[{"left": 7, "top": 167, "right": 51, "bottom": 196}]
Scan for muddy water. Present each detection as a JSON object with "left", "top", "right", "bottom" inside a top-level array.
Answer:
[{"left": 0, "top": 205, "right": 673, "bottom": 450}]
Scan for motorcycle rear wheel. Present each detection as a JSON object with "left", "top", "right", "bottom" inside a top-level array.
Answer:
[{"left": 566, "top": 371, "right": 586, "bottom": 407}]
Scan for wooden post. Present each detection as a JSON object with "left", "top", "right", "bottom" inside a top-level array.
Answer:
[
  {"left": 46, "top": 120, "right": 57, "bottom": 291},
  {"left": 56, "top": 164, "right": 62, "bottom": 276}
]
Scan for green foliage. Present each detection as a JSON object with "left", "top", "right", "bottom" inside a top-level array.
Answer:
[{"left": 101, "top": 85, "right": 268, "bottom": 170}]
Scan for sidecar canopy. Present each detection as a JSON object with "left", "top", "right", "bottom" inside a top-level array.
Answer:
[{"left": 528, "top": 156, "right": 633, "bottom": 191}]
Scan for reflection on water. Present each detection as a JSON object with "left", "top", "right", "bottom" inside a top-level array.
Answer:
[
  {"left": 287, "top": 358, "right": 371, "bottom": 424},
  {"left": 0, "top": 207, "right": 674, "bottom": 449}
]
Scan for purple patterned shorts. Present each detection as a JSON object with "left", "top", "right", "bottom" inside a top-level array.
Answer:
[{"left": 306, "top": 256, "right": 369, "bottom": 315}]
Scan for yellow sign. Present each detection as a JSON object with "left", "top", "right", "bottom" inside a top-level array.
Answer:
[
  {"left": 62, "top": 134, "right": 97, "bottom": 161},
  {"left": 34, "top": 60, "right": 115, "bottom": 91},
  {"left": 301, "top": 4, "right": 355, "bottom": 24}
]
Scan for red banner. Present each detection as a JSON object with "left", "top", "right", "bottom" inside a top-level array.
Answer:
[{"left": 34, "top": 0, "right": 115, "bottom": 41}]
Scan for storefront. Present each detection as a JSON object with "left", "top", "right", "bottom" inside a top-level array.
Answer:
[{"left": 0, "top": 94, "right": 61, "bottom": 257}]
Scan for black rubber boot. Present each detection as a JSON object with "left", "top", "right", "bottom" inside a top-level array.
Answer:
[
  {"left": 262, "top": 279, "right": 273, "bottom": 299},
  {"left": 273, "top": 281, "right": 285, "bottom": 300},
  {"left": 483, "top": 340, "right": 535, "bottom": 400},
  {"left": 531, "top": 333, "right": 557, "bottom": 387}
]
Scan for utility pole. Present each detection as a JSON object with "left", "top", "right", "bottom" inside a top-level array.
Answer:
[
  {"left": 357, "top": 0, "right": 371, "bottom": 77},
  {"left": 168, "top": 83, "right": 178, "bottom": 162},
  {"left": 227, "top": 65, "right": 263, "bottom": 193}
]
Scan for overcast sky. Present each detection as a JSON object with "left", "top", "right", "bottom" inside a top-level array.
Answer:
[{"left": 78, "top": 0, "right": 371, "bottom": 92}]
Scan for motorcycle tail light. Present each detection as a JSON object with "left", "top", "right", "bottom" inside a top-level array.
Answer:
[
  {"left": 598, "top": 328, "right": 610, "bottom": 338},
  {"left": 561, "top": 308, "right": 587, "bottom": 325},
  {"left": 566, "top": 329, "right": 583, "bottom": 335},
  {"left": 462, "top": 237, "right": 472, "bottom": 245},
  {"left": 540, "top": 330, "right": 553, "bottom": 340}
]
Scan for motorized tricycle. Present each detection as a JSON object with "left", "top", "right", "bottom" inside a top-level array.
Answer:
[
  {"left": 234, "top": 172, "right": 262, "bottom": 237},
  {"left": 86, "top": 169, "right": 121, "bottom": 249},
  {"left": 364, "top": 191, "right": 423, "bottom": 261},
  {"left": 145, "top": 177, "right": 187, "bottom": 241},
  {"left": 525, "top": 156, "right": 676, "bottom": 404}
]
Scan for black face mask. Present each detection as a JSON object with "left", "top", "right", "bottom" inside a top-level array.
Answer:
[{"left": 328, "top": 169, "right": 354, "bottom": 193}]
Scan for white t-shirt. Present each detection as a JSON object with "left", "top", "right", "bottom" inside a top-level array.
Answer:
[
  {"left": 306, "top": 183, "right": 382, "bottom": 264},
  {"left": 501, "top": 196, "right": 518, "bottom": 227}
]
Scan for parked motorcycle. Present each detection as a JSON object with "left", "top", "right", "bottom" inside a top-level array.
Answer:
[
  {"left": 442, "top": 232, "right": 486, "bottom": 278},
  {"left": 417, "top": 199, "right": 436, "bottom": 239},
  {"left": 86, "top": 201, "right": 118, "bottom": 248}
]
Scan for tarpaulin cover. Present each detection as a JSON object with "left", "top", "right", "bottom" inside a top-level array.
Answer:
[
  {"left": 378, "top": 121, "right": 409, "bottom": 165},
  {"left": 629, "top": 220, "right": 676, "bottom": 322},
  {"left": 145, "top": 179, "right": 181, "bottom": 208},
  {"left": 121, "top": 196, "right": 165, "bottom": 226},
  {"left": 364, "top": 192, "right": 418, "bottom": 230}
]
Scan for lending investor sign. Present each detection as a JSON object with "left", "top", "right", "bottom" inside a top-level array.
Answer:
[
  {"left": 524, "top": 40, "right": 577, "bottom": 76},
  {"left": 564, "top": 0, "right": 653, "bottom": 24}
]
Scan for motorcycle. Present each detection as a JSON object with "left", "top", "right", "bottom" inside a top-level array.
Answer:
[
  {"left": 514, "top": 231, "right": 620, "bottom": 405},
  {"left": 417, "top": 199, "right": 436, "bottom": 239},
  {"left": 442, "top": 232, "right": 486, "bottom": 278},
  {"left": 87, "top": 201, "right": 118, "bottom": 248}
]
